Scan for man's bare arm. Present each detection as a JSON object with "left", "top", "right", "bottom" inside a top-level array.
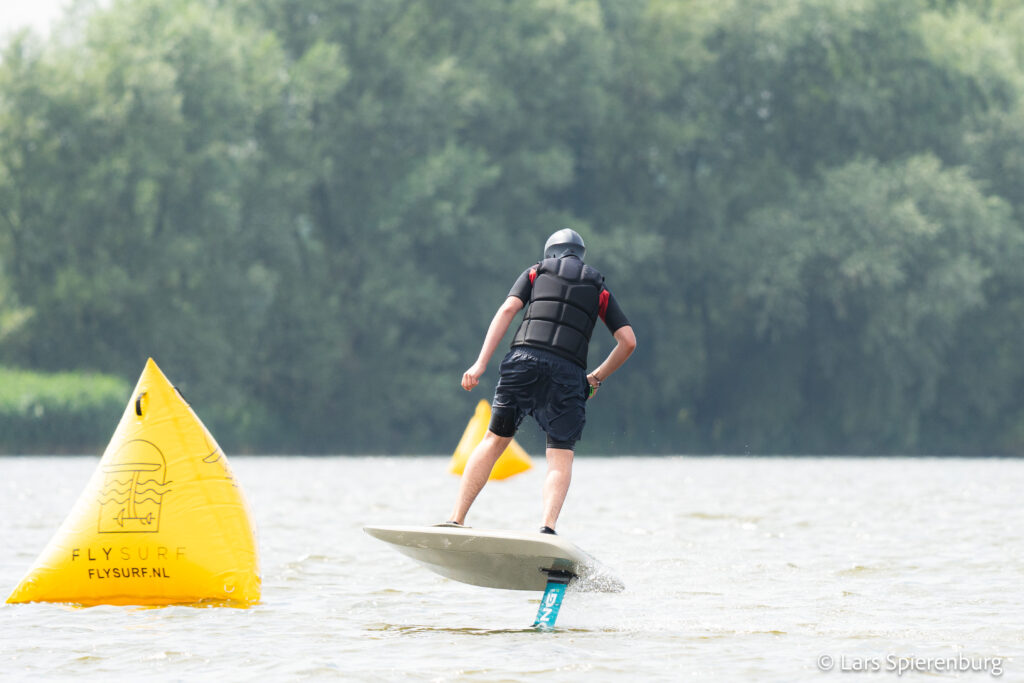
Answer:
[
  {"left": 586, "top": 325, "right": 636, "bottom": 396},
  {"left": 461, "top": 296, "right": 525, "bottom": 391}
]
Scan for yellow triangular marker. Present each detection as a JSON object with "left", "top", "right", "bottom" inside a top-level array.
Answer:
[
  {"left": 7, "top": 358, "right": 260, "bottom": 606},
  {"left": 448, "top": 400, "right": 532, "bottom": 480}
]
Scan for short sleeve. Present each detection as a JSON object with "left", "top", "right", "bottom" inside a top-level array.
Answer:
[
  {"left": 507, "top": 267, "right": 534, "bottom": 303},
  {"left": 600, "top": 291, "right": 630, "bottom": 332}
]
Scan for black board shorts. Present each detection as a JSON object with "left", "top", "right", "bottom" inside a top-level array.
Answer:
[{"left": 488, "top": 347, "right": 588, "bottom": 450}]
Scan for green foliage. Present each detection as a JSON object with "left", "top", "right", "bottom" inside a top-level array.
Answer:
[
  {"left": 723, "top": 156, "right": 1021, "bottom": 453},
  {"left": 1, "top": 0, "right": 1024, "bottom": 454},
  {"left": 0, "top": 367, "right": 129, "bottom": 453}
]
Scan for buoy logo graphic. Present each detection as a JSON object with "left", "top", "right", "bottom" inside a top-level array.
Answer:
[{"left": 98, "top": 440, "right": 173, "bottom": 533}]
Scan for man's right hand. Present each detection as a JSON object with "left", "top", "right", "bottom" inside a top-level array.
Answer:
[{"left": 462, "top": 362, "right": 485, "bottom": 391}]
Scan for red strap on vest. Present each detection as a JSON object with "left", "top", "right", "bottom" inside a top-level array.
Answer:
[
  {"left": 529, "top": 267, "right": 538, "bottom": 286},
  {"left": 598, "top": 290, "right": 610, "bottom": 321}
]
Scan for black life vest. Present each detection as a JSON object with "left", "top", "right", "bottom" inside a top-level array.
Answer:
[{"left": 511, "top": 257, "right": 605, "bottom": 367}]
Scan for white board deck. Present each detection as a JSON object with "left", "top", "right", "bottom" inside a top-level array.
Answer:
[{"left": 363, "top": 525, "right": 624, "bottom": 593}]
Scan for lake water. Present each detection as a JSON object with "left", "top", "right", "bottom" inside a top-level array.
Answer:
[{"left": 0, "top": 455, "right": 1020, "bottom": 681}]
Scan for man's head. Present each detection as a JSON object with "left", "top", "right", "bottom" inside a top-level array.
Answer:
[{"left": 544, "top": 229, "right": 586, "bottom": 260}]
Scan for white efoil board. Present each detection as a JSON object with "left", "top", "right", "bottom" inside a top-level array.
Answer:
[{"left": 363, "top": 525, "right": 624, "bottom": 593}]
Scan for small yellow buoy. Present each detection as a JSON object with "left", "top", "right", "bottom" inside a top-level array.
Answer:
[
  {"left": 7, "top": 358, "right": 260, "bottom": 606},
  {"left": 448, "top": 400, "right": 532, "bottom": 480}
]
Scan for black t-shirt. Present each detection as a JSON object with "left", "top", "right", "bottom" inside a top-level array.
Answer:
[{"left": 507, "top": 266, "right": 631, "bottom": 333}]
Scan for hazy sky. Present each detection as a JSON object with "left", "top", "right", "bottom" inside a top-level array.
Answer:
[{"left": 0, "top": 0, "right": 72, "bottom": 36}]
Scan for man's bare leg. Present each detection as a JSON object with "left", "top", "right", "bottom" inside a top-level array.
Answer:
[
  {"left": 448, "top": 430, "right": 513, "bottom": 525},
  {"left": 541, "top": 447, "right": 574, "bottom": 530}
]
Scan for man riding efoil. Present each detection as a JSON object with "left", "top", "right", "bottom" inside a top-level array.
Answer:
[{"left": 443, "top": 229, "right": 637, "bottom": 534}]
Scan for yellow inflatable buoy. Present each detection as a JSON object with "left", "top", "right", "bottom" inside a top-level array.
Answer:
[
  {"left": 448, "top": 400, "right": 532, "bottom": 480},
  {"left": 7, "top": 358, "right": 260, "bottom": 606}
]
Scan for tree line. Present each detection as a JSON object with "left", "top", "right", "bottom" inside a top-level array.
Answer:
[{"left": 1, "top": 0, "right": 1023, "bottom": 455}]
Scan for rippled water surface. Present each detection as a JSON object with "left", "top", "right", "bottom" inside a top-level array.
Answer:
[{"left": 1, "top": 456, "right": 1021, "bottom": 681}]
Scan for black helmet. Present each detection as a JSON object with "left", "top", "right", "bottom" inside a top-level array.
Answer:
[{"left": 544, "top": 229, "right": 586, "bottom": 260}]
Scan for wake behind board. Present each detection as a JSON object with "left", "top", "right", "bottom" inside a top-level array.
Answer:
[{"left": 363, "top": 525, "right": 624, "bottom": 593}]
